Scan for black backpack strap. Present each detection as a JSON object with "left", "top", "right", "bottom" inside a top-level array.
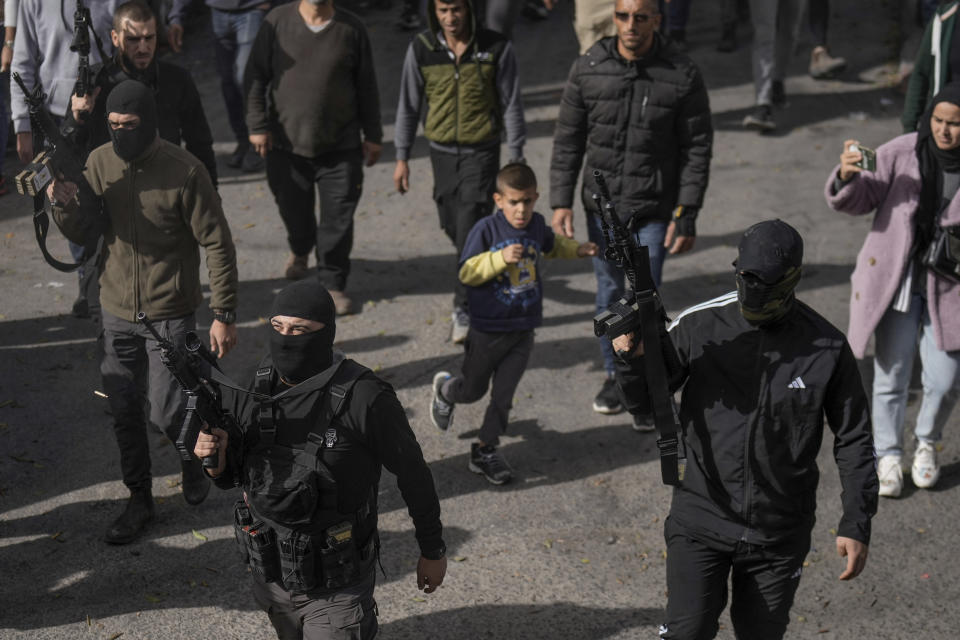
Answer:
[
  {"left": 254, "top": 364, "right": 276, "bottom": 447},
  {"left": 326, "top": 359, "right": 369, "bottom": 420}
]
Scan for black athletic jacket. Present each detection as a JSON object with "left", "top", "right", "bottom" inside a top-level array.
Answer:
[{"left": 617, "top": 291, "right": 878, "bottom": 545}]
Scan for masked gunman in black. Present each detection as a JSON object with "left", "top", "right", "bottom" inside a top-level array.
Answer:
[
  {"left": 195, "top": 278, "right": 446, "bottom": 639},
  {"left": 48, "top": 79, "right": 238, "bottom": 545},
  {"left": 612, "top": 220, "right": 878, "bottom": 640}
]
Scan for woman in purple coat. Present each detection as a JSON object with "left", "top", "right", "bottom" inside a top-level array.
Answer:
[{"left": 825, "top": 83, "right": 960, "bottom": 498}]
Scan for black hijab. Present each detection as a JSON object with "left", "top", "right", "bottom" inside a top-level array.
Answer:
[{"left": 916, "top": 82, "right": 960, "bottom": 250}]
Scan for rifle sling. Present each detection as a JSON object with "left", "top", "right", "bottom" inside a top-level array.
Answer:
[
  {"left": 33, "top": 195, "right": 85, "bottom": 272},
  {"left": 637, "top": 293, "right": 682, "bottom": 486}
]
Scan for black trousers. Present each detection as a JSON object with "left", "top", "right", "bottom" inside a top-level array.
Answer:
[
  {"left": 100, "top": 311, "right": 195, "bottom": 491},
  {"left": 660, "top": 517, "right": 809, "bottom": 640},
  {"left": 429, "top": 146, "right": 499, "bottom": 310},
  {"left": 251, "top": 567, "right": 378, "bottom": 640},
  {"left": 266, "top": 148, "right": 364, "bottom": 291},
  {"left": 446, "top": 328, "right": 534, "bottom": 446}
]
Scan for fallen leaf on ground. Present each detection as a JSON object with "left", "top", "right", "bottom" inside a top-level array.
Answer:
[
  {"left": 452, "top": 556, "right": 467, "bottom": 562},
  {"left": 192, "top": 529, "right": 208, "bottom": 541}
]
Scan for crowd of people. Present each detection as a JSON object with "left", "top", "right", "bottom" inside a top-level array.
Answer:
[{"left": 4, "top": 0, "right": 960, "bottom": 638}]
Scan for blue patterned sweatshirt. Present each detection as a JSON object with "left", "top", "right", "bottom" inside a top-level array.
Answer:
[{"left": 458, "top": 210, "right": 580, "bottom": 332}]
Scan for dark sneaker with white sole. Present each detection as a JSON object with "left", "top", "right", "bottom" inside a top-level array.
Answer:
[
  {"left": 631, "top": 413, "right": 656, "bottom": 433},
  {"left": 469, "top": 443, "right": 512, "bottom": 485},
  {"left": 592, "top": 377, "right": 623, "bottom": 414},
  {"left": 431, "top": 371, "right": 454, "bottom": 431},
  {"left": 743, "top": 105, "right": 776, "bottom": 131}
]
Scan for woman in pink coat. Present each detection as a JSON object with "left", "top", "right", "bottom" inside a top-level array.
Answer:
[{"left": 825, "top": 83, "right": 960, "bottom": 498}]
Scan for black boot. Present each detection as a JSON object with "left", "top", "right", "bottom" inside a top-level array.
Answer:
[
  {"left": 105, "top": 489, "right": 155, "bottom": 545},
  {"left": 181, "top": 457, "right": 211, "bottom": 506}
]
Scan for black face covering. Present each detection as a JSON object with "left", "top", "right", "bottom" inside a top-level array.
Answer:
[
  {"left": 269, "top": 278, "right": 337, "bottom": 384},
  {"left": 736, "top": 267, "right": 801, "bottom": 326},
  {"left": 734, "top": 220, "right": 804, "bottom": 327},
  {"left": 105, "top": 79, "right": 158, "bottom": 161}
]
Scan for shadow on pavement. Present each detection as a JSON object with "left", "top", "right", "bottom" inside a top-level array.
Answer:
[{"left": 379, "top": 603, "right": 662, "bottom": 639}]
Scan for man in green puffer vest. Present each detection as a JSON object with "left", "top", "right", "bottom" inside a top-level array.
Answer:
[{"left": 393, "top": 0, "right": 526, "bottom": 345}]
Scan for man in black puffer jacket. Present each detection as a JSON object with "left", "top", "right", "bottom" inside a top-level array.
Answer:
[{"left": 549, "top": 0, "right": 712, "bottom": 418}]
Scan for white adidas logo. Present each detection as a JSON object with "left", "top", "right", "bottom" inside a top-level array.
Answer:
[{"left": 788, "top": 377, "right": 806, "bottom": 390}]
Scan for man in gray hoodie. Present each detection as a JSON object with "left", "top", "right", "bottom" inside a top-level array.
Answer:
[
  {"left": 10, "top": 0, "right": 121, "bottom": 317},
  {"left": 393, "top": 0, "right": 525, "bottom": 344}
]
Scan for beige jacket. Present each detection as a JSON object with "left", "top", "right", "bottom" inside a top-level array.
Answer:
[{"left": 54, "top": 137, "right": 237, "bottom": 321}]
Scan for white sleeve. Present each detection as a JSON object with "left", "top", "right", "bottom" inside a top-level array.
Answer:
[{"left": 3, "top": 0, "right": 17, "bottom": 28}]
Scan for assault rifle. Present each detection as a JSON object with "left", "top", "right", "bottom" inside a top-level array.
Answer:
[
  {"left": 590, "top": 170, "right": 685, "bottom": 486},
  {"left": 12, "top": 73, "right": 91, "bottom": 272},
  {"left": 138, "top": 313, "right": 239, "bottom": 470},
  {"left": 70, "top": 0, "right": 108, "bottom": 100}
]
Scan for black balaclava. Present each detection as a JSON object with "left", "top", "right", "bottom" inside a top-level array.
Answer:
[
  {"left": 916, "top": 82, "right": 960, "bottom": 252},
  {"left": 104, "top": 79, "right": 158, "bottom": 161},
  {"left": 734, "top": 219, "right": 803, "bottom": 327},
  {"left": 269, "top": 278, "right": 337, "bottom": 383}
]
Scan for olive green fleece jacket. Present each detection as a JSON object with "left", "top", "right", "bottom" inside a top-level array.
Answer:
[{"left": 53, "top": 138, "right": 238, "bottom": 322}]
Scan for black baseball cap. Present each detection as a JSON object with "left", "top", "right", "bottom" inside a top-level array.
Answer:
[{"left": 735, "top": 219, "right": 803, "bottom": 284}]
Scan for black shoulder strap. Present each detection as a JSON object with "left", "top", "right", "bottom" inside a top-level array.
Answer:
[
  {"left": 254, "top": 364, "right": 276, "bottom": 446},
  {"left": 301, "top": 359, "right": 368, "bottom": 458}
]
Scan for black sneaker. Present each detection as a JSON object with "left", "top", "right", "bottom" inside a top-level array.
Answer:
[
  {"left": 431, "top": 371, "right": 454, "bottom": 431},
  {"left": 771, "top": 80, "right": 787, "bottom": 108},
  {"left": 743, "top": 105, "right": 776, "bottom": 131},
  {"left": 241, "top": 147, "right": 265, "bottom": 173},
  {"left": 227, "top": 142, "right": 248, "bottom": 169},
  {"left": 469, "top": 443, "right": 512, "bottom": 485},
  {"left": 105, "top": 489, "right": 156, "bottom": 545},
  {"left": 631, "top": 413, "right": 656, "bottom": 433},
  {"left": 592, "top": 377, "right": 623, "bottom": 414}
]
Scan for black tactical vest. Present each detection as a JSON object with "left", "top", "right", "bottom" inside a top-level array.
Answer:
[{"left": 233, "top": 358, "right": 378, "bottom": 593}]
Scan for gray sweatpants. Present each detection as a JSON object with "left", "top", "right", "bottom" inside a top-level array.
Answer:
[
  {"left": 748, "top": 0, "right": 803, "bottom": 106},
  {"left": 100, "top": 310, "right": 195, "bottom": 491},
  {"left": 251, "top": 568, "right": 378, "bottom": 640}
]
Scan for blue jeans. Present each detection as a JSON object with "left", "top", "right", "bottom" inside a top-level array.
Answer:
[
  {"left": 587, "top": 214, "right": 668, "bottom": 376},
  {"left": 211, "top": 7, "right": 266, "bottom": 143},
  {"left": 872, "top": 291, "right": 960, "bottom": 457},
  {"left": 667, "top": 0, "right": 691, "bottom": 33}
]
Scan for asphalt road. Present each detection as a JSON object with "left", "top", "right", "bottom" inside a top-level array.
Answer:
[{"left": 1, "top": 2, "right": 957, "bottom": 639}]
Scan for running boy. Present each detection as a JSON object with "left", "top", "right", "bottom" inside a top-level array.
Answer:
[{"left": 429, "top": 163, "right": 598, "bottom": 484}]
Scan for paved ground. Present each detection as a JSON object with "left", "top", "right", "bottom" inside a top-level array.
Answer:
[{"left": 1, "top": 2, "right": 958, "bottom": 639}]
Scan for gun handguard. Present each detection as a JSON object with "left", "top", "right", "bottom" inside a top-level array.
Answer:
[{"left": 590, "top": 170, "right": 685, "bottom": 486}]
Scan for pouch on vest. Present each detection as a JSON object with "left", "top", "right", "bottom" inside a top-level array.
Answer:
[
  {"left": 244, "top": 443, "right": 331, "bottom": 528},
  {"left": 234, "top": 500, "right": 282, "bottom": 584}
]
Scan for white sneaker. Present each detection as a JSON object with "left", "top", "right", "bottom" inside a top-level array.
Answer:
[
  {"left": 912, "top": 442, "right": 941, "bottom": 489},
  {"left": 877, "top": 454, "right": 903, "bottom": 498},
  {"left": 451, "top": 308, "right": 470, "bottom": 344}
]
